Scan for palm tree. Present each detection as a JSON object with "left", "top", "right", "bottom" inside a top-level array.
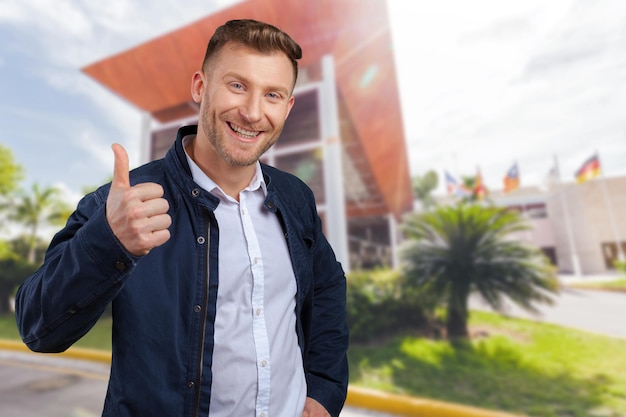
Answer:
[
  {"left": 10, "top": 183, "right": 72, "bottom": 263},
  {"left": 0, "top": 145, "right": 23, "bottom": 197},
  {"left": 401, "top": 203, "right": 558, "bottom": 339},
  {"left": 0, "top": 145, "right": 24, "bottom": 233}
]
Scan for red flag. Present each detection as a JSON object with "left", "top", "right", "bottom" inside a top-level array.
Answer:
[{"left": 474, "top": 167, "right": 487, "bottom": 200}]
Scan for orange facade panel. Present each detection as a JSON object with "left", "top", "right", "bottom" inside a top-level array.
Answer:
[{"left": 82, "top": 0, "right": 413, "bottom": 218}]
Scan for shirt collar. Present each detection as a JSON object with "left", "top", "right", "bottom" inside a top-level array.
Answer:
[{"left": 182, "top": 136, "right": 267, "bottom": 200}]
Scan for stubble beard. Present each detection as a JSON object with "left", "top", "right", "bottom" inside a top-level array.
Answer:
[{"left": 202, "top": 111, "right": 281, "bottom": 167}]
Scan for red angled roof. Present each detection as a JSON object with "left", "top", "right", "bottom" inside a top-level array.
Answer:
[{"left": 82, "top": 0, "right": 413, "bottom": 219}]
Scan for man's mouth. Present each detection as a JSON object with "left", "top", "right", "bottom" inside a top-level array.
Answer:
[{"left": 229, "top": 122, "right": 260, "bottom": 139}]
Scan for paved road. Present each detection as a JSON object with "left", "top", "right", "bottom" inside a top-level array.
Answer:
[
  {"left": 0, "top": 350, "right": 109, "bottom": 417},
  {"left": 470, "top": 286, "right": 626, "bottom": 339},
  {"left": 0, "top": 350, "right": 391, "bottom": 417}
]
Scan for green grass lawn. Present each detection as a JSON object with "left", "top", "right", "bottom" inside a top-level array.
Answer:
[
  {"left": 0, "top": 314, "right": 112, "bottom": 350},
  {"left": 349, "top": 311, "right": 626, "bottom": 417},
  {"left": 2, "top": 311, "right": 625, "bottom": 417}
]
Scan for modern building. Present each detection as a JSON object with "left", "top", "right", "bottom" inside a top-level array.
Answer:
[
  {"left": 82, "top": 0, "right": 414, "bottom": 272},
  {"left": 489, "top": 186, "right": 558, "bottom": 266},
  {"left": 547, "top": 176, "right": 626, "bottom": 274},
  {"left": 483, "top": 176, "right": 626, "bottom": 275}
]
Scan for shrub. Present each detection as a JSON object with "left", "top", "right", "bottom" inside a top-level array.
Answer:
[
  {"left": 0, "top": 256, "right": 38, "bottom": 314},
  {"left": 346, "top": 269, "right": 431, "bottom": 343}
]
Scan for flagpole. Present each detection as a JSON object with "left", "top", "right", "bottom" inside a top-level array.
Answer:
[
  {"left": 596, "top": 151, "right": 625, "bottom": 261},
  {"left": 554, "top": 155, "right": 582, "bottom": 277}
]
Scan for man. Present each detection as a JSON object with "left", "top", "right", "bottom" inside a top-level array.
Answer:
[{"left": 15, "top": 19, "right": 349, "bottom": 417}]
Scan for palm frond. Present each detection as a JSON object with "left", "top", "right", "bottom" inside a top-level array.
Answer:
[{"left": 401, "top": 202, "right": 558, "bottom": 338}]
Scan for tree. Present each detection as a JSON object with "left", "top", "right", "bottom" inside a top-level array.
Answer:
[
  {"left": 401, "top": 203, "right": 557, "bottom": 339},
  {"left": 0, "top": 254, "right": 38, "bottom": 314},
  {"left": 0, "top": 145, "right": 23, "bottom": 197},
  {"left": 0, "top": 241, "right": 11, "bottom": 259},
  {"left": 0, "top": 145, "right": 24, "bottom": 231},
  {"left": 10, "top": 183, "right": 72, "bottom": 263},
  {"left": 460, "top": 175, "right": 490, "bottom": 203},
  {"left": 9, "top": 234, "right": 49, "bottom": 266},
  {"left": 412, "top": 170, "right": 439, "bottom": 211}
]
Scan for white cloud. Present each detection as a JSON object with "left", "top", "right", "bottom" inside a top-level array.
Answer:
[
  {"left": 0, "top": 0, "right": 241, "bottom": 196},
  {"left": 388, "top": 0, "right": 626, "bottom": 194},
  {"left": 53, "top": 181, "right": 84, "bottom": 207},
  {"left": 0, "top": 0, "right": 242, "bottom": 66},
  {"left": 2, "top": 0, "right": 625, "bottom": 199}
]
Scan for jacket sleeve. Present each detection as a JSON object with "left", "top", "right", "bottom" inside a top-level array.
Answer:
[
  {"left": 14, "top": 188, "right": 137, "bottom": 353},
  {"left": 304, "top": 205, "right": 350, "bottom": 417}
]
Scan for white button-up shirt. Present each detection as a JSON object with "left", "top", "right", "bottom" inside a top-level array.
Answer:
[{"left": 185, "top": 141, "right": 306, "bottom": 417}]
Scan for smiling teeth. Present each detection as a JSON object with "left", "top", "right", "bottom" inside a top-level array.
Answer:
[{"left": 230, "top": 123, "right": 260, "bottom": 138}]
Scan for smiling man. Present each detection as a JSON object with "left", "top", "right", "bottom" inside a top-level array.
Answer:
[
  {"left": 189, "top": 30, "right": 297, "bottom": 197},
  {"left": 16, "top": 19, "right": 349, "bottom": 417}
]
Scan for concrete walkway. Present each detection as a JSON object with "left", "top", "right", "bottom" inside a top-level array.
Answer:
[
  {"left": 470, "top": 273, "right": 626, "bottom": 339},
  {"left": 557, "top": 272, "right": 624, "bottom": 286}
]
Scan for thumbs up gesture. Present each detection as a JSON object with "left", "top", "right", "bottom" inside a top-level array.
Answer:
[{"left": 105, "top": 144, "right": 172, "bottom": 256}]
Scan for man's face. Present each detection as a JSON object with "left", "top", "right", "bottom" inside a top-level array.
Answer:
[{"left": 192, "top": 43, "right": 295, "bottom": 167}]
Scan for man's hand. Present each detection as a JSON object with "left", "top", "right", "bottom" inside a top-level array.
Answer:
[
  {"left": 302, "top": 397, "right": 331, "bottom": 417},
  {"left": 105, "top": 144, "right": 172, "bottom": 256}
]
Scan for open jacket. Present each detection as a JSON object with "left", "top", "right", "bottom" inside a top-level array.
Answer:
[{"left": 15, "top": 125, "right": 349, "bottom": 417}]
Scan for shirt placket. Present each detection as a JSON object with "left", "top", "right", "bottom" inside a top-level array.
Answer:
[{"left": 239, "top": 192, "right": 271, "bottom": 417}]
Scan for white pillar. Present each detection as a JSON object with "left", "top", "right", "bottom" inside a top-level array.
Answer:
[
  {"left": 140, "top": 112, "right": 152, "bottom": 164},
  {"left": 388, "top": 213, "right": 399, "bottom": 270},
  {"left": 553, "top": 155, "right": 582, "bottom": 277},
  {"left": 320, "top": 55, "right": 349, "bottom": 272}
]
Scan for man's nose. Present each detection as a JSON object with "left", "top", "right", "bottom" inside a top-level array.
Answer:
[{"left": 240, "top": 94, "right": 262, "bottom": 122}]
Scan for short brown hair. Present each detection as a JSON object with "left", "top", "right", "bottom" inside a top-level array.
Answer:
[{"left": 202, "top": 19, "right": 302, "bottom": 87}]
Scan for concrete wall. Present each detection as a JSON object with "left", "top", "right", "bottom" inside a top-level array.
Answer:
[{"left": 546, "top": 176, "right": 626, "bottom": 274}]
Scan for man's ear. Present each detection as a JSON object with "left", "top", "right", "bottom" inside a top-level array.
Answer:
[
  {"left": 191, "top": 71, "right": 205, "bottom": 103},
  {"left": 284, "top": 95, "right": 295, "bottom": 120}
]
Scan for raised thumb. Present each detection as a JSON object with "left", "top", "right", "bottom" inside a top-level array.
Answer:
[{"left": 111, "top": 143, "right": 130, "bottom": 189}]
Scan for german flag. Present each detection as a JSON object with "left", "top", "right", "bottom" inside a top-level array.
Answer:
[{"left": 575, "top": 153, "right": 601, "bottom": 183}]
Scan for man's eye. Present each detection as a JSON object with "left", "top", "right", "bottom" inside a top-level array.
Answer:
[{"left": 232, "top": 82, "right": 243, "bottom": 89}]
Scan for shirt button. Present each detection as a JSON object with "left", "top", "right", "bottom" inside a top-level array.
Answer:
[
  {"left": 191, "top": 189, "right": 200, "bottom": 197},
  {"left": 114, "top": 261, "right": 126, "bottom": 272},
  {"left": 197, "top": 236, "right": 205, "bottom": 245},
  {"left": 256, "top": 308, "right": 262, "bottom": 316},
  {"left": 187, "top": 381, "right": 195, "bottom": 388},
  {"left": 261, "top": 360, "right": 267, "bottom": 367},
  {"left": 194, "top": 305, "right": 202, "bottom": 313},
  {"left": 260, "top": 412, "right": 266, "bottom": 417},
  {"left": 253, "top": 257, "right": 259, "bottom": 264}
]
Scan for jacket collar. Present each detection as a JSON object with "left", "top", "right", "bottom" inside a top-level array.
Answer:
[
  {"left": 165, "top": 125, "right": 220, "bottom": 211},
  {"left": 165, "top": 125, "right": 279, "bottom": 213}
]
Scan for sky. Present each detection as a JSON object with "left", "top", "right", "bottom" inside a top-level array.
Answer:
[{"left": 1, "top": 0, "right": 625, "bottom": 205}]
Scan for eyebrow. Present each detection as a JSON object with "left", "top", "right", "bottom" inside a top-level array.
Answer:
[{"left": 223, "top": 71, "right": 292, "bottom": 97}]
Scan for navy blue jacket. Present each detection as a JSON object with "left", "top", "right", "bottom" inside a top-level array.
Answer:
[{"left": 15, "top": 125, "right": 349, "bottom": 417}]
